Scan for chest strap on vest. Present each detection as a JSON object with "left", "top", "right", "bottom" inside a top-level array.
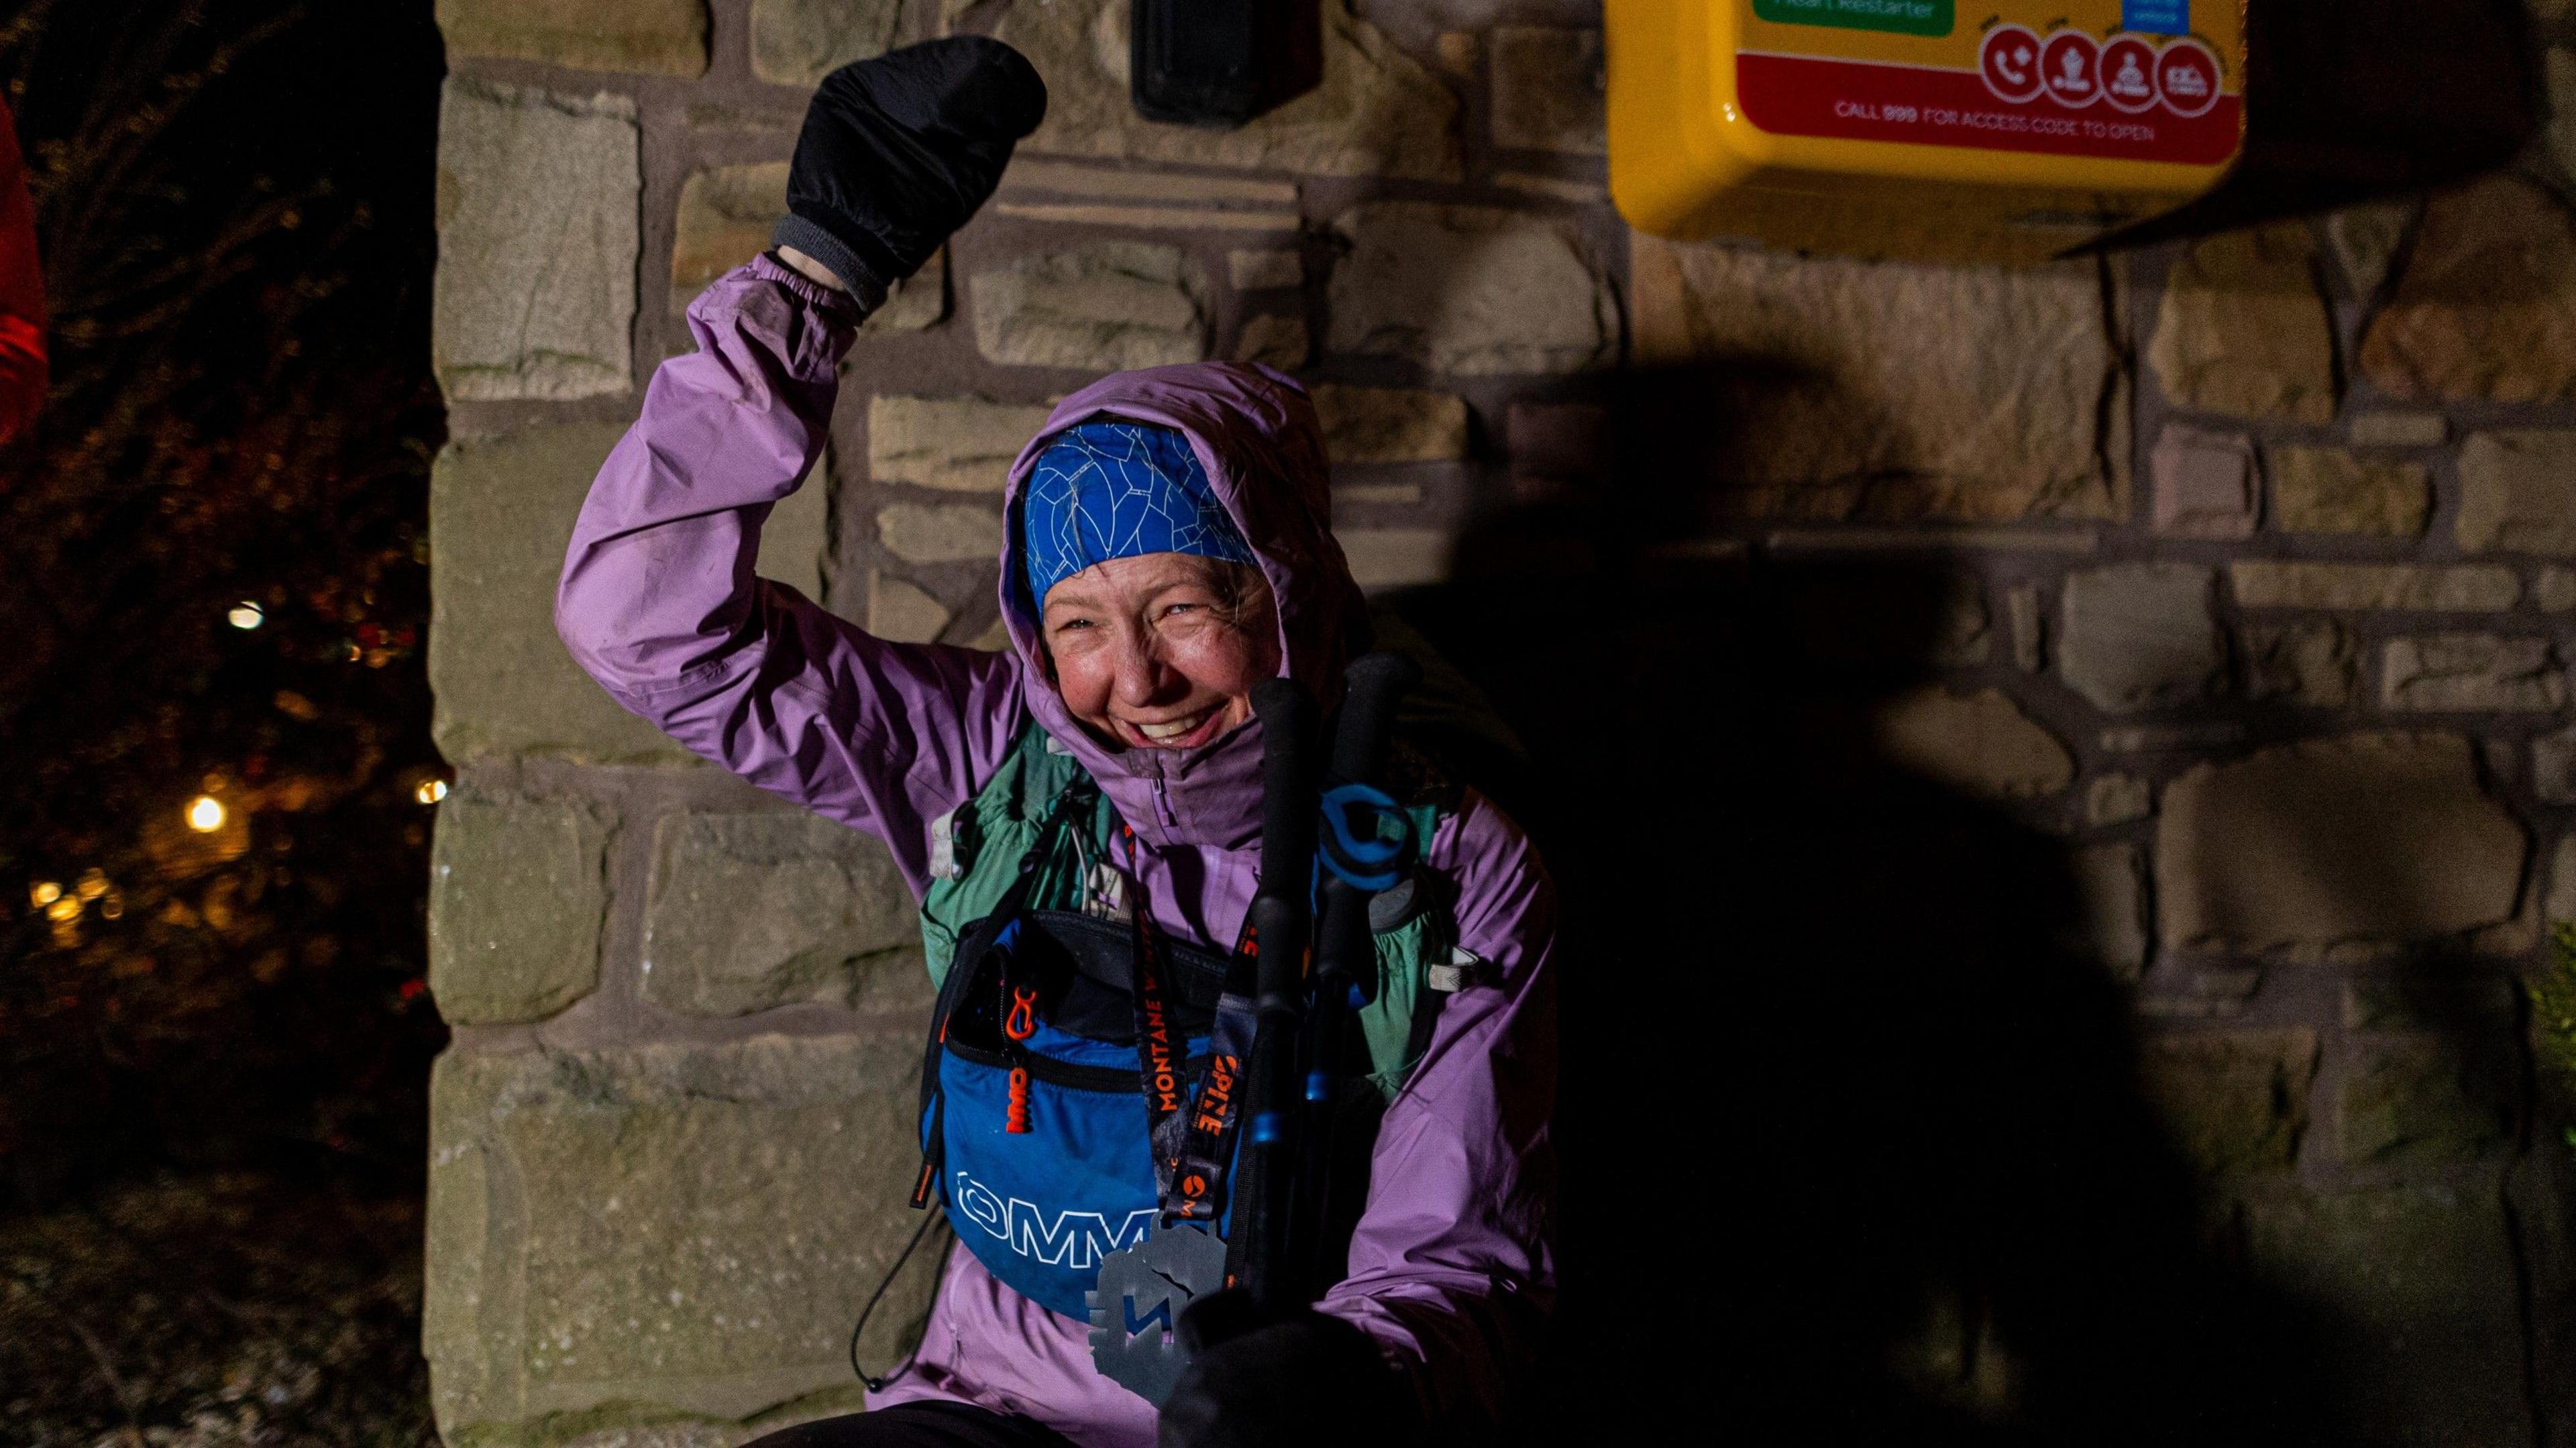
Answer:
[{"left": 913, "top": 775, "right": 1099, "bottom": 1201}]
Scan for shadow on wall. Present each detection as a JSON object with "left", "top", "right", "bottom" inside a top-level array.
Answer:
[{"left": 1384, "top": 366, "right": 2359, "bottom": 1446}]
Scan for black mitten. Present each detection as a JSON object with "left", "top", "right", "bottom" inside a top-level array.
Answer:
[
  {"left": 773, "top": 36, "right": 1046, "bottom": 296},
  {"left": 1157, "top": 1291, "right": 1417, "bottom": 1448}
]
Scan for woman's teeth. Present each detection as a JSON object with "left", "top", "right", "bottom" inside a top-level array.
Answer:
[{"left": 1134, "top": 710, "right": 1209, "bottom": 741}]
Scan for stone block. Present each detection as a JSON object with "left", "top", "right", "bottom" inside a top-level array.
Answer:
[
  {"left": 2266, "top": 447, "right": 2431, "bottom": 537},
  {"left": 2228, "top": 562, "right": 2518, "bottom": 612},
  {"left": 435, "top": 80, "right": 639, "bottom": 402},
  {"left": 431, "top": 426, "right": 698, "bottom": 763},
  {"left": 1489, "top": 27, "right": 1605, "bottom": 156},
  {"left": 1338, "top": 482, "right": 1422, "bottom": 507},
  {"left": 866, "top": 396, "right": 1053, "bottom": 492},
  {"left": 1628, "top": 235, "right": 2117, "bottom": 521},
  {"left": 2149, "top": 425, "right": 2257, "bottom": 538},
  {"left": 1310, "top": 384, "right": 1469, "bottom": 465},
  {"left": 2069, "top": 842, "right": 2149, "bottom": 979},
  {"left": 1507, "top": 403, "right": 1607, "bottom": 485},
  {"left": 2086, "top": 773, "right": 2152, "bottom": 826},
  {"left": 1869, "top": 686, "right": 2075, "bottom": 801},
  {"left": 425, "top": 1030, "right": 938, "bottom": 1440},
  {"left": 2006, "top": 585, "right": 2044, "bottom": 672},
  {"left": 2538, "top": 566, "right": 2576, "bottom": 613},
  {"left": 994, "top": 0, "right": 1460, "bottom": 180},
  {"left": 749, "top": 0, "right": 903, "bottom": 88},
  {"left": 1228, "top": 249, "right": 1302, "bottom": 290},
  {"left": 878, "top": 502, "right": 1004, "bottom": 565},
  {"left": 2551, "top": 47, "right": 2576, "bottom": 182},
  {"left": 2382, "top": 635, "right": 2568, "bottom": 711},
  {"left": 2244, "top": 1186, "right": 2530, "bottom": 1445},
  {"left": 2146, "top": 224, "right": 2338, "bottom": 423},
  {"left": 2319, "top": 197, "right": 2418, "bottom": 299},
  {"left": 1232, "top": 315, "right": 1309, "bottom": 370},
  {"left": 2345, "top": 412, "right": 2447, "bottom": 447},
  {"left": 998, "top": 161, "right": 1297, "bottom": 207},
  {"left": 2538, "top": 727, "right": 2576, "bottom": 805},
  {"left": 641, "top": 813, "right": 919, "bottom": 1015},
  {"left": 863, "top": 249, "right": 950, "bottom": 332},
  {"left": 670, "top": 163, "right": 790, "bottom": 316},
  {"left": 1336, "top": 529, "right": 1450, "bottom": 591},
  {"left": 428, "top": 792, "right": 611, "bottom": 1025},
  {"left": 437, "top": 0, "right": 708, "bottom": 76},
  {"left": 1493, "top": 172, "right": 1607, "bottom": 205},
  {"left": 2238, "top": 620, "right": 2355, "bottom": 708},
  {"left": 867, "top": 572, "right": 951, "bottom": 645},
  {"left": 2138, "top": 1029, "right": 2318, "bottom": 1173},
  {"left": 2057, "top": 564, "right": 2220, "bottom": 713},
  {"left": 1328, "top": 204, "right": 1611, "bottom": 376},
  {"left": 2337, "top": 1035, "right": 2511, "bottom": 1165},
  {"left": 2341, "top": 972, "right": 2521, "bottom": 1032},
  {"left": 1781, "top": 570, "right": 1991, "bottom": 670},
  {"left": 968, "top": 241, "right": 1208, "bottom": 371},
  {"left": 2154, "top": 734, "right": 2526, "bottom": 952},
  {"left": 764, "top": 465, "right": 831, "bottom": 606},
  {"left": 2457, "top": 431, "right": 2576, "bottom": 553},
  {"left": 989, "top": 199, "right": 1301, "bottom": 232},
  {"left": 2359, "top": 176, "right": 2576, "bottom": 404}
]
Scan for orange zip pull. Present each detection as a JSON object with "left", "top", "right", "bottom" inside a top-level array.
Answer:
[
  {"left": 1004, "top": 986, "right": 1038, "bottom": 1042},
  {"left": 1006, "top": 1066, "right": 1032, "bottom": 1133}
]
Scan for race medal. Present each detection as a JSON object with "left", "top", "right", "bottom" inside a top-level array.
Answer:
[{"left": 1086, "top": 1223, "right": 1227, "bottom": 1406}]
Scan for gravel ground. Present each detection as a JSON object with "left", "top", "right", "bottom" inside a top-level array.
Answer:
[{"left": 0, "top": 1171, "right": 435, "bottom": 1447}]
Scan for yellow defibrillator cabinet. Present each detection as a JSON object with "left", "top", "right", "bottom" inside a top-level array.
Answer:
[{"left": 1607, "top": 0, "right": 2247, "bottom": 262}]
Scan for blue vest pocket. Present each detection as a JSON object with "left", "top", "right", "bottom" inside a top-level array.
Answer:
[{"left": 929, "top": 1045, "right": 1164, "bottom": 1319}]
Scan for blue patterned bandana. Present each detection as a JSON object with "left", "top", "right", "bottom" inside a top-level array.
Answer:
[{"left": 1020, "top": 421, "right": 1256, "bottom": 607}]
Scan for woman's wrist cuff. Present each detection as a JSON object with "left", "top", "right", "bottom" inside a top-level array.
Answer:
[{"left": 771, "top": 215, "right": 890, "bottom": 313}]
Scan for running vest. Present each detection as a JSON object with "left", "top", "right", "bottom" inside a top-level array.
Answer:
[{"left": 912, "top": 721, "right": 1461, "bottom": 1321}]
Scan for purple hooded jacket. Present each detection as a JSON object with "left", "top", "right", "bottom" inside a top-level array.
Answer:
[{"left": 555, "top": 255, "right": 1557, "bottom": 1447}]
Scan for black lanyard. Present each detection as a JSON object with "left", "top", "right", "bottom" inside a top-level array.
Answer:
[{"left": 1122, "top": 826, "right": 1265, "bottom": 1229}]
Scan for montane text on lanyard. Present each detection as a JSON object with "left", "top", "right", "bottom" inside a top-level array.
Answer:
[{"left": 1120, "top": 825, "right": 1263, "bottom": 1229}]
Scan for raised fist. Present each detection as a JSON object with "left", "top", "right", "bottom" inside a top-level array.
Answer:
[{"left": 772, "top": 36, "right": 1046, "bottom": 297}]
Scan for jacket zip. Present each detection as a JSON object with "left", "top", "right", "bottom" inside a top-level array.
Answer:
[{"left": 946, "top": 1037, "right": 1211, "bottom": 1094}]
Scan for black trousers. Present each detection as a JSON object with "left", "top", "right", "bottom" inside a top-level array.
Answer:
[{"left": 745, "top": 1402, "right": 1081, "bottom": 1448}]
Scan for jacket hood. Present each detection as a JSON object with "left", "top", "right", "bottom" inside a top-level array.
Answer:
[{"left": 998, "top": 361, "right": 1364, "bottom": 853}]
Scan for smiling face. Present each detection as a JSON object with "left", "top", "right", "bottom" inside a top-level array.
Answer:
[{"left": 1038, "top": 552, "right": 1281, "bottom": 752}]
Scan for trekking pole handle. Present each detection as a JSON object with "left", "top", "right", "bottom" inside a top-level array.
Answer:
[
  {"left": 1242, "top": 677, "right": 1319, "bottom": 1314},
  {"left": 1248, "top": 679, "right": 1318, "bottom": 1015},
  {"left": 1329, "top": 652, "right": 1419, "bottom": 784},
  {"left": 1283, "top": 652, "right": 1419, "bottom": 1302}
]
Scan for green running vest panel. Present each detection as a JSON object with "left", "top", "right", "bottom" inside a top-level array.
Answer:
[{"left": 916, "top": 722, "right": 1448, "bottom": 1101}]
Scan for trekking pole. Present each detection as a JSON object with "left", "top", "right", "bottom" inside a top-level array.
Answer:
[
  {"left": 1238, "top": 677, "right": 1318, "bottom": 1315},
  {"left": 1285, "top": 651, "right": 1418, "bottom": 1299}
]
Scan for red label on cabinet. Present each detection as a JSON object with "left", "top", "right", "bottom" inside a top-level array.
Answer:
[{"left": 1737, "top": 46, "right": 2242, "bottom": 164}]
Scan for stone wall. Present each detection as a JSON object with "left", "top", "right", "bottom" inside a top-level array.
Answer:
[{"left": 423, "top": 1, "right": 2576, "bottom": 1443}]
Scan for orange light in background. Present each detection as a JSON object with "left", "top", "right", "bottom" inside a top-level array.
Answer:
[
  {"left": 415, "top": 779, "right": 449, "bottom": 805},
  {"left": 30, "top": 880, "right": 61, "bottom": 907},
  {"left": 186, "top": 795, "right": 227, "bottom": 833},
  {"left": 227, "top": 602, "right": 264, "bottom": 630}
]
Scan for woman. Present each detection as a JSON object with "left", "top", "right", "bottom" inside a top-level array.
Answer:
[{"left": 555, "top": 38, "right": 1555, "bottom": 1448}]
